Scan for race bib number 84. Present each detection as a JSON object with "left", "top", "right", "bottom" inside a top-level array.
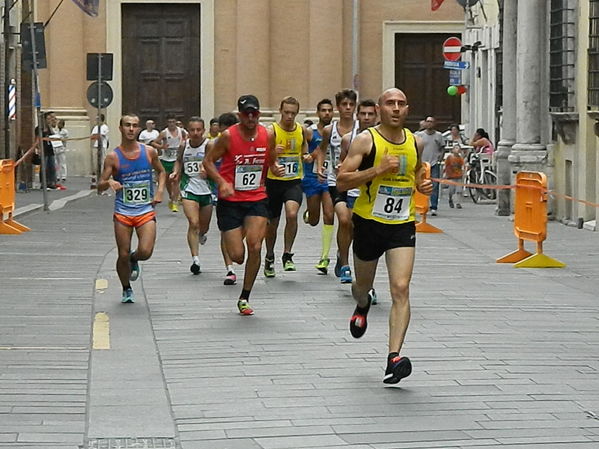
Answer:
[{"left": 372, "top": 185, "right": 411, "bottom": 221}]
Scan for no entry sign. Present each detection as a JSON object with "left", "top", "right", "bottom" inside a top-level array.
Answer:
[{"left": 443, "top": 37, "right": 462, "bottom": 62}]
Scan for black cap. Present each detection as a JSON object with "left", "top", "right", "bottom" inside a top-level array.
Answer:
[{"left": 237, "top": 94, "right": 260, "bottom": 113}]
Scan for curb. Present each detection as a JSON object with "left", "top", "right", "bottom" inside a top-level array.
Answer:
[{"left": 13, "top": 189, "right": 96, "bottom": 218}]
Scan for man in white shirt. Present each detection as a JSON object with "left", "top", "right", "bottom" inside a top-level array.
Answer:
[
  {"left": 138, "top": 119, "right": 160, "bottom": 145},
  {"left": 91, "top": 114, "right": 110, "bottom": 160}
]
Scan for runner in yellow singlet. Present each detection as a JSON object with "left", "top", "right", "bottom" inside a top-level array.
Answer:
[
  {"left": 263, "top": 96, "right": 310, "bottom": 277},
  {"left": 337, "top": 88, "right": 433, "bottom": 384}
]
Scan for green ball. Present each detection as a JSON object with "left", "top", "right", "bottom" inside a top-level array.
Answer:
[{"left": 447, "top": 85, "right": 458, "bottom": 96}]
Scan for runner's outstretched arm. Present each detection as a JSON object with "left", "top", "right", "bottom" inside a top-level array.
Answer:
[
  {"left": 336, "top": 131, "right": 393, "bottom": 192},
  {"left": 149, "top": 146, "right": 166, "bottom": 204},
  {"left": 267, "top": 128, "right": 285, "bottom": 177},
  {"left": 203, "top": 130, "right": 234, "bottom": 198},
  {"left": 414, "top": 136, "right": 433, "bottom": 195},
  {"left": 97, "top": 153, "right": 120, "bottom": 193}
]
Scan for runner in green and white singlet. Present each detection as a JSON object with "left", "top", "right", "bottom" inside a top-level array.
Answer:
[
  {"left": 153, "top": 113, "right": 187, "bottom": 212},
  {"left": 171, "top": 117, "right": 213, "bottom": 275}
]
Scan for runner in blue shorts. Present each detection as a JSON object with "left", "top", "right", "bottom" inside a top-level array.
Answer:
[{"left": 301, "top": 99, "right": 335, "bottom": 274}]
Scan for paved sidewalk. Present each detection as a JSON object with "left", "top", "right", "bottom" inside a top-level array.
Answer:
[
  {"left": 13, "top": 177, "right": 96, "bottom": 218},
  {"left": 0, "top": 194, "right": 598, "bottom": 448}
]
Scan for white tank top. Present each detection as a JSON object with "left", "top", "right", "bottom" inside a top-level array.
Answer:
[
  {"left": 180, "top": 139, "right": 211, "bottom": 195},
  {"left": 161, "top": 127, "right": 183, "bottom": 161},
  {"left": 346, "top": 126, "right": 361, "bottom": 198},
  {"left": 327, "top": 120, "right": 359, "bottom": 187}
]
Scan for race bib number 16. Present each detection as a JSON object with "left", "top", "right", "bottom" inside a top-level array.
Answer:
[{"left": 279, "top": 156, "right": 299, "bottom": 178}]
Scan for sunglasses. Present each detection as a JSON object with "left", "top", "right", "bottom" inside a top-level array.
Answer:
[{"left": 240, "top": 109, "right": 260, "bottom": 117}]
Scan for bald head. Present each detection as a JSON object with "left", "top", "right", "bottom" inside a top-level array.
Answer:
[
  {"left": 376, "top": 88, "right": 409, "bottom": 129},
  {"left": 378, "top": 88, "right": 407, "bottom": 106}
]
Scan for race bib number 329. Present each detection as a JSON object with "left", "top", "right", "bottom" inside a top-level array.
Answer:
[
  {"left": 372, "top": 185, "right": 411, "bottom": 221},
  {"left": 123, "top": 182, "right": 151, "bottom": 205}
]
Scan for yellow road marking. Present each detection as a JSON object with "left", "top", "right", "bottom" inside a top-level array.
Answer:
[
  {"left": 93, "top": 312, "right": 110, "bottom": 350},
  {"left": 95, "top": 279, "right": 108, "bottom": 290}
]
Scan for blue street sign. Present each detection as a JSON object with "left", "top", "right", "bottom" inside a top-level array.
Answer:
[
  {"left": 449, "top": 69, "right": 461, "bottom": 86},
  {"left": 444, "top": 60, "right": 470, "bottom": 70}
]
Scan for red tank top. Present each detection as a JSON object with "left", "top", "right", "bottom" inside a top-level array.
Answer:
[{"left": 218, "top": 124, "right": 269, "bottom": 202}]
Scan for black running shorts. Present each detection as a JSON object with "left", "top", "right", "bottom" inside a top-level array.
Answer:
[
  {"left": 352, "top": 214, "right": 416, "bottom": 261},
  {"left": 265, "top": 178, "right": 303, "bottom": 219},
  {"left": 328, "top": 185, "right": 347, "bottom": 206},
  {"left": 216, "top": 199, "right": 269, "bottom": 232}
]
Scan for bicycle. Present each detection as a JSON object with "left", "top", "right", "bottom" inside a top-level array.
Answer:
[{"left": 465, "top": 152, "right": 497, "bottom": 203}]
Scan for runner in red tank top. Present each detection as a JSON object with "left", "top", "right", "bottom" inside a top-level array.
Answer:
[{"left": 203, "top": 95, "right": 284, "bottom": 315}]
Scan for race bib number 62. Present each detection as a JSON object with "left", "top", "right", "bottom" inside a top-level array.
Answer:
[{"left": 235, "top": 164, "right": 262, "bottom": 191}]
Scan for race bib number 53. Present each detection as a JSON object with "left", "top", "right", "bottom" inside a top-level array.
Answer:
[
  {"left": 123, "top": 182, "right": 151, "bottom": 205},
  {"left": 235, "top": 164, "right": 262, "bottom": 191},
  {"left": 372, "top": 185, "right": 411, "bottom": 221},
  {"left": 184, "top": 160, "right": 202, "bottom": 176}
]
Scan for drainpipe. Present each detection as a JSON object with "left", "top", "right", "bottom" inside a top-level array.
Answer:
[{"left": 352, "top": 0, "right": 359, "bottom": 98}]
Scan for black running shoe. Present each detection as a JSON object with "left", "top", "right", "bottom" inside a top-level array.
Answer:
[
  {"left": 349, "top": 294, "right": 372, "bottom": 339},
  {"left": 383, "top": 355, "right": 412, "bottom": 384},
  {"left": 190, "top": 262, "right": 201, "bottom": 275}
]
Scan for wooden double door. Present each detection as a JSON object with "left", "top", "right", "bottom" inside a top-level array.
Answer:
[
  {"left": 395, "top": 33, "right": 462, "bottom": 133},
  {"left": 122, "top": 3, "right": 201, "bottom": 128}
]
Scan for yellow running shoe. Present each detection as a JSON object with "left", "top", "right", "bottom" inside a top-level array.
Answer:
[{"left": 315, "top": 257, "right": 330, "bottom": 275}]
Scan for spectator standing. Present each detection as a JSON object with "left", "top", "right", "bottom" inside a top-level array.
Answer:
[
  {"left": 416, "top": 116, "right": 445, "bottom": 215},
  {"left": 53, "top": 119, "right": 69, "bottom": 185},
  {"left": 138, "top": 119, "right": 160, "bottom": 145},
  {"left": 35, "top": 111, "right": 57, "bottom": 190},
  {"left": 444, "top": 145, "right": 464, "bottom": 209},
  {"left": 444, "top": 124, "right": 467, "bottom": 148},
  {"left": 91, "top": 114, "right": 110, "bottom": 161}
]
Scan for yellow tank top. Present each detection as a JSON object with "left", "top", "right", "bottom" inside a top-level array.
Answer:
[
  {"left": 268, "top": 122, "right": 303, "bottom": 181},
  {"left": 353, "top": 127, "right": 418, "bottom": 224}
]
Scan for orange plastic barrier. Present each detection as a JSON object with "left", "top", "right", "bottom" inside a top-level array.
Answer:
[
  {"left": 415, "top": 162, "right": 442, "bottom": 233},
  {"left": 496, "top": 171, "right": 564, "bottom": 268},
  {"left": 0, "top": 159, "right": 31, "bottom": 234}
]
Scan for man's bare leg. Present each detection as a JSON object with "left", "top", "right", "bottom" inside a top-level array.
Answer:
[
  {"left": 115, "top": 221, "right": 134, "bottom": 288},
  {"left": 384, "top": 247, "right": 415, "bottom": 354},
  {"left": 236, "top": 215, "right": 268, "bottom": 315},
  {"left": 283, "top": 200, "right": 300, "bottom": 254},
  {"left": 382, "top": 246, "right": 415, "bottom": 384},
  {"left": 335, "top": 202, "right": 353, "bottom": 281}
]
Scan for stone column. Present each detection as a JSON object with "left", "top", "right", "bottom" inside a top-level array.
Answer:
[
  {"left": 308, "top": 0, "right": 343, "bottom": 110},
  {"left": 496, "top": 0, "right": 517, "bottom": 215},
  {"left": 508, "top": 0, "right": 547, "bottom": 175},
  {"left": 270, "top": 2, "right": 309, "bottom": 111},
  {"left": 236, "top": 0, "right": 270, "bottom": 111}
]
